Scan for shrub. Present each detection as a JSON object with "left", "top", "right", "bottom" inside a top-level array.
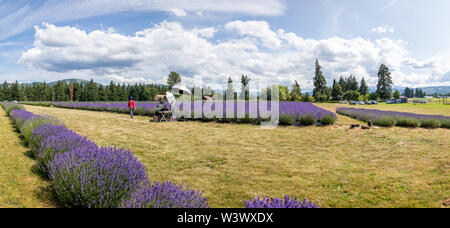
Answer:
[
  {"left": 50, "top": 145, "right": 147, "bottom": 208},
  {"left": 30, "top": 124, "right": 69, "bottom": 157},
  {"left": 36, "top": 130, "right": 96, "bottom": 176},
  {"left": 357, "top": 114, "right": 372, "bottom": 123},
  {"left": 441, "top": 119, "right": 450, "bottom": 129},
  {"left": 421, "top": 119, "right": 441, "bottom": 129},
  {"left": 299, "top": 114, "right": 317, "bottom": 126},
  {"left": 10, "top": 109, "right": 35, "bottom": 129},
  {"left": 320, "top": 114, "right": 336, "bottom": 125},
  {"left": 245, "top": 196, "right": 318, "bottom": 208},
  {"left": 134, "top": 107, "right": 146, "bottom": 116},
  {"left": 122, "top": 180, "right": 209, "bottom": 208},
  {"left": 20, "top": 115, "right": 63, "bottom": 146},
  {"left": 396, "top": 117, "right": 421, "bottom": 128},
  {"left": 279, "top": 114, "right": 296, "bottom": 126},
  {"left": 373, "top": 115, "right": 396, "bottom": 127},
  {"left": 6, "top": 105, "right": 25, "bottom": 116}
]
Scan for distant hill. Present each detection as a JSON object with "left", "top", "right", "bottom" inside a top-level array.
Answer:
[
  {"left": 16, "top": 79, "right": 91, "bottom": 87},
  {"left": 48, "top": 79, "right": 90, "bottom": 86}
]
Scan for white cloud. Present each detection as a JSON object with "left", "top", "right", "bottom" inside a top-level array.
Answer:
[
  {"left": 371, "top": 25, "right": 395, "bottom": 34},
  {"left": 169, "top": 8, "right": 187, "bottom": 17},
  {"left": 225, "top": 20, "right": 282, "bottom": 48},
  {"left": 19, "top": 21, "right": 450, "bottom": 88},
  {"left": 0, "top": 0, "right": 285, "bottom": 40}
]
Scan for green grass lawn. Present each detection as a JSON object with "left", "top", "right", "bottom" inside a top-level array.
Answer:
[
  {"left": 0, "top": 108, "right": 55, "bottom": 208},
  {"left": 24, "top": 105, "right": 449, "bottom": 208}
]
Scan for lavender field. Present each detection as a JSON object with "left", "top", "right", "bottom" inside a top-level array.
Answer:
[
  {"left": 337, "top": 107, "right": 450, "bottom": 128},
  {"left": 52, "top": 101, "right": 336, "bottom": 124}
]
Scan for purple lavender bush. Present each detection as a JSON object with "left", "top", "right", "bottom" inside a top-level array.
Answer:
[
  {"left": 245, "top": 196, "right": 318, "bottom": 208},
  {"left": 337, "top": 107, "right": 450, "bottom": 129},
  {"left": 36, "top": 129, "right": 97, "bottom": 176},
  {"left": 20, "top": 115, "right": 63, "bottom": 146},
  {"left": 30, "top": 124, "right": 69, "bottom": 156},
  {"left": 122, "top": 180, "right": 209, "bottom": 208},
  {"left": 50, "top": 145, "right": 148, "bottom": 208}
]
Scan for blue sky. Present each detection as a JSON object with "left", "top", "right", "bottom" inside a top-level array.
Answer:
[{"left": 0, "top": 0, "right": 449, "bottom": 90}]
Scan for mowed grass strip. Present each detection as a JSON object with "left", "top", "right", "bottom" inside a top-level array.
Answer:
[
  {"left": 25, "top": 105, "right": 450, "bottom": 208},
  {"left": 0, "top": 108, "right": 55, "bottom": 208}
]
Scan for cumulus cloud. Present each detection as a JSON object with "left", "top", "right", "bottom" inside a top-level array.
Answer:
[
  {"left": 225, "top": 20, "right": 282, "bottom": 48},
  {"left": 19, "top": 21, "right": 450, "bottom": 88},
  {"left": 371, "top": 25, "right": 395, "bottom": 34}
]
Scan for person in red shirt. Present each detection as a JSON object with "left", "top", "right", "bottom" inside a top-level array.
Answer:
[{"left": 128, "top": 97, "right": 136, "bottom": 119}]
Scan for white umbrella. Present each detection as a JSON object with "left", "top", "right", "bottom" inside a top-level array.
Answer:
[{"left": 172, "top": 84, "right": 192, "bottom": 95}]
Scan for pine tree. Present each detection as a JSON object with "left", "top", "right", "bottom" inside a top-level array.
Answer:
[
  {"left": 19, "top": 84, "right": 26, "bottom": 101},
  {"left": 289, "top": 80, "right": 303, "bottom": 101},
  {"left": 359, "top": 77, "right": 369, "bottom": 96},
  {"left": 9, "top": 81, "right": 21, "bottom": 101},
  {"left": 404, "top": 87, "right": 410, "bottom": 98},
  {"left": 331, "top": 79, "right": 344, "bottom": 101},
  {"left": 167, "top": 72, "right": 181, "bottom": 88},
  {"left": 240, "top": 75, "right": 251, "bottom": 100},
  {"left": 338, "top": 76, "right": 347, "bottom": 92},
  {"left": 2, "top": 81, "right": 11, "bottom": 101},
  {"left": 313, "top": 59, "right": 327, "bottom": 99},
  {"left": 376, "top": 64, "right": 393, "bottom": 99}
]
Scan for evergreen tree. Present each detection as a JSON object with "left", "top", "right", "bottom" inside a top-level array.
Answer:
[
  {"left": 404, "top": 87, "right": 410, "bottom": 98},
  {"left": 240, "top": 75, "right": 251, "bottom": 100},
  {"left": 359, "top": 77, "right": 369, "bottom": 96},
  {"left": 10, "top": 81, "right": 20, "bottom": 101},
  {"left": 19, "top": 84, "right": 27, "bottom": 101},
  {"left": 289, "top": 80, "right": 303, "bottom": 101},
  {"left": 2, "top": 81, "right": 11, "bottom": 101},
  {"left": 338, "top": 76, "right": 347, "bottom": 92},
  {"left": 346, "top": 75, "right": 359, "bottom": 91},
  {"left": 331, "top": 79, "right": 344, "bottom": 101},
  {"left": 167, "top": 72, "right": 181, "bottom": 88},
  {"left": 376, "top": 64, "right": 393, "bottom": 99},
  {"left": 313, "top": 59, "right": 327, "bottom": 100},
  {"left": 107, "top": 81, "right": 119, "bottom": 101},
  {"left": 98, "top": 84, "right": 108, "bottom": 101}
]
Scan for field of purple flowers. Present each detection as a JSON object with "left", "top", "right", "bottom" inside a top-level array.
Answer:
[
  {"left": 1, "top": 102, "right": 317, "bottom": 208},
  {"left": 50, "top": 101, "right": 336, "bottom": 126},
  {"left": 337, "top": 107, "right": 450, "bottom": 128}
]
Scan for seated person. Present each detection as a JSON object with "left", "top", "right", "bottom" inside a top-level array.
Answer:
[{"left": 156, "top": 101, "right": 169, "bottom": 112}]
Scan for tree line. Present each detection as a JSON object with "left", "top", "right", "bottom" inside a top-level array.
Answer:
[
  {"left": 1, "top": 62, "right": 444, "bottom": 103},
  {"left": 0, "top": 79, "right": 169, "bottom": 102}
]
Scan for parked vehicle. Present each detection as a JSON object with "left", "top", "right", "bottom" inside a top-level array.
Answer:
[
  {"left": 357, "top": 101, "right": 365, "bottom": 105},
  {"left": 350, "top": 101, "right": 357, "bottom": 105},
  {"left": 339, "top": 100, "right": 348, "bottom": 104},
  {"left": 365, "top": 101, "right": 373, "bottom": 105},
  {"left": 371, "top": 100, "right": 378, "bottom": 105}
]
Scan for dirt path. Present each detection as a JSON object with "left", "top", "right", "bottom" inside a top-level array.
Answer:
[{"left": 0, "top": 108, "right": 55, "bottom": 208}]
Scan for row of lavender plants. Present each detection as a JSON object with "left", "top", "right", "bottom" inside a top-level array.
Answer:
[
  {"left": 337, "top": 107, "right": 450, "bottom": 129},
  {"left": 48, "top": 101, "right": 337, "bottom": 126},
  {"left": 1, "top": 102, "right": 318, "bottom": 208}
]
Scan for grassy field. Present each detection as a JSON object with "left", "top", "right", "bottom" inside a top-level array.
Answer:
[
  {"left": 318, "top": 103, "right": 450, "bottom": 116},
  {"left": 0, "top": 108, "right": 55, "bottom": 208},
  {"left": 24, "top": 105, "right": 449, "bottom": 208}
]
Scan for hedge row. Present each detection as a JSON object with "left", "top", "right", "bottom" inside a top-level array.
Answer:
[{"left": 337, "top": 107, "right": 450, "bottom": 129}]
